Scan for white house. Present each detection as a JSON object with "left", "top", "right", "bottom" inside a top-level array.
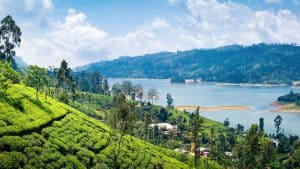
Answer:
[{"left": 149, "top": 123, "right": 177, "bottom": 132}]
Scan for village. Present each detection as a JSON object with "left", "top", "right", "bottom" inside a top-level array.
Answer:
[{"left": 149, "top": 122, "right": 233, "bottom": 158}]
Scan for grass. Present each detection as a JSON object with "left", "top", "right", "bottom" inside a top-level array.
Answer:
[{"left": 0, "top": 84, "right": 223, "bottom": 169}]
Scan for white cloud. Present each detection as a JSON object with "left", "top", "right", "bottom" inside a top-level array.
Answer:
[
  {"left": 18, "top": 9, "right": 107, "bottom": 67},
  {"left": 15, "top": 0, "right": 300, "bottom": 67},
  {"left": 184, "top": 0, "right": 300, "bottom": 47}
]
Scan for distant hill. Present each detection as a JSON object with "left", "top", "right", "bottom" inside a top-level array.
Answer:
[
  {"left": 77, "top": 44, "right": 300, "bottom": 84},
  {"left": 14, "top": 55, "right": 28, "bottom": 70}
]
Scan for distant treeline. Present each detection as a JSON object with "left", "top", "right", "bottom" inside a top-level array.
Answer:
[
  {"left": 278, "top": 91, "right": 300, "bottom": 105},
  {"left": 77, "top": 44, "right": 300, "bottom": 84}
]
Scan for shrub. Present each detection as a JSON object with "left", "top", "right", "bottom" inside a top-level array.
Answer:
[
  {"left": 0, "top": 152, "right": 27, "bottom": 169},
  {"left": 58, "top": 92, "right": 69, "bottom": 104}
]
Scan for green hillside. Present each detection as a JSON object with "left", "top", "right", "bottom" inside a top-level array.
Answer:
[
  {"left": 77, "top": 44, "right": 300, "bottom": 84},
  {"left": 0, "top": 84, "right": 222, "bottom": 169}
]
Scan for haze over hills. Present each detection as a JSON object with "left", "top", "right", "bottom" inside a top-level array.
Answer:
[{"left": 77, "top": 44, "right": 300, "bottom": 84}]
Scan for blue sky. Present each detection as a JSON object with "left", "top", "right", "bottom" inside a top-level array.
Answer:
[{"left": 0, "top": 0, "right": 300, "bottom": 67}]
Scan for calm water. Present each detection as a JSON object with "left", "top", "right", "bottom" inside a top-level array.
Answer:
[{"left": 108, "top": 78, "right": 300, "bottom": 136}]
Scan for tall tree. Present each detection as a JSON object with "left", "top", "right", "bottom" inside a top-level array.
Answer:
[
  {"left": 189, "top": 107, "right": 203, "bottom": 167},
  {"left": 24, "top": 65, "right": 48, "bottom": 100},
  {"left": 134, "top": 84, "right": 143, "bottom": 102},
  {"left": 110, "top": 94, "right": 135, "bottom": 168},
  {"left": 103, "top": 78, "right": 109, "bottom": 95},
  {"left": 157, "top": 108, "right": 169, "bottom": 122},
  {"left": 121, "top": 80, "right": 132, "bottom": 96},
  {"left": 143, "top": 111, "right": 151, "bottom": 140},
  {"left": 111, "top": 83, "right": 122, "bottom": 97},
  {"left": 57, "top": 60, "right": 74, "bottom": 92},
  {"left": 224, "top": 118, "right": 230, "bottom": 127},
  {"left": 259, "top": 117, "right": 264, "bottom": 132},
  {"left": 166, "top": 93, "right": 174, "bottom": 109},
  {"left": 0, "top": 15, "right": 21, "bottom": 69},
  {"left": 147, "top": 87, "right": 159, "bottom": 104},
  {"left": 274, "top": 115, "right": 283, "bottom": 135},
  {"left": 88, "top": 71, "right": 103, "bottom": 94}
]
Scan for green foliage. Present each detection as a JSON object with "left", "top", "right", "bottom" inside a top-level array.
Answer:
[
  {"left": 57, "top": 60, "right": 75, "bottom": 92},
  {"left": 232, "top": 124, "right": 275, "bottom": 169},
  {"left": 0, "top": 15, "right": 22, "bottom": 68},
  {"left": 0, "top": 151, "right": 27, "bottom": 169},
  {"left": 166, "top": 93, "right": 174, "bottom": 109},
  {"left": 74, "top": 71, "right": 108, "bottom": 95},
  {"left": 0, "top": 61, "right": 20, "bottom": 83},
  {"left": 24, "top": 65, "right": 48, "bottom": 100},
  {"left": 274, "top": 115, "right": 283, "bottom": 134},
  {"left": 58, "top": 91, "right": 69, "bottom": 104}
]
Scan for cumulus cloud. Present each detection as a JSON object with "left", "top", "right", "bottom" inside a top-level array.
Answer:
[
  {"left": 16, "top": 0, "right": 300, "bottom": 67},
  {"left": 184, "top": 0, "right": 300, "bottom": 47},
  {"left": 18, "top": 9, "right": 107, "bottom": 67}
]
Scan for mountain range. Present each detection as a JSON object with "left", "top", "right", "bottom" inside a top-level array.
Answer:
[{"left": 76, "top": 44, "right": 300, "bottom": 84}]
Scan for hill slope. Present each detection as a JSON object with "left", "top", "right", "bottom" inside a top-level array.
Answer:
[
  {"left": 77, "top": 44, "right": 300, "bottom": 84},
  {"left": 0, "top": 84, "right": 222, "bottom": 169}
]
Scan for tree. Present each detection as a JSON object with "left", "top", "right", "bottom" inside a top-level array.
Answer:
[
  {"left": 0, "top": 15, "right": 21, "bottom": 69},
  {"left": 0, "top": 61, "right": 19, "bottom": 83},
  {"left": 166, "top": 93, "right": 174, "bottom": 109},
  {"left": 134, "top": 84, "right": 143, "bottom": 102},
  {"left": 143, "top": 111, "right": 151, "bottom": 140},
  {"left": 103, "top": 78, "right": 109, "bottom": 95},
  {"left": 259, "top": 117, "right": 264, "bottom": 132},
  {"left": 110, "top": 94, "right": 135, "bottom": 168},
  {"left": 258, "top": 137, "right": 275, "bottom": 169},
  {"left": 189, "top": 107, "right": 203, "bottom": 166},
  {"left": 121, "top": 80, "right": 132, "bottom": 96},
  {"left": 57, "top": 60, "right": 74, "bottom": 92},
  {"left": 224, "top": 118, "right": 230, "bottom": 127},
  {"left": 274, "top": 115, "right": 283, "bottom": 135},
  {"left": 218, "top": 134, "right": 226, "bottom": 153},
  {"left": 24, "top": 65, "right": 48, "bottom": 100},
  {"left": 157, "top": 108, "right": 168, "bottom": 122},
  {"left": 236, "top": 124, "right": 244, "bottom": 134},
  {"left": 111, "top": 83, "right": 122, "bottom": 97},
  {"left": 147, "top": 87, "right": 159, "bottom": 104}
]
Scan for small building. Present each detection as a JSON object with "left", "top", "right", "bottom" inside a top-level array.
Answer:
[
  {"left": 195, "top": 147, "right": 209, "bottom": 157},
  {"left": 225, "top": 151, "right": 233, "bottom": 157},
  {"left": 149, "top": 123, "right": 177, "bottom": 133},
  {"left": 271, "top": 139, "right": 280, "bottom": 147}
]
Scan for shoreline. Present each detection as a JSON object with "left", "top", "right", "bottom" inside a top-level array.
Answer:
[
  {"left": 270, "top": 101, "right": 300, "bottom": 113},
  {"left": 175, "top": 105, "right": 251, "bottom": 112},
  {"left": 108, "top": 78, "right": 297, "bottom": 87}
]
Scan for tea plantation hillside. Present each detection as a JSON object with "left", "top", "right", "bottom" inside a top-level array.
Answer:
[{"left": 0, "top": 84, "right": 222, "bottom": 169}]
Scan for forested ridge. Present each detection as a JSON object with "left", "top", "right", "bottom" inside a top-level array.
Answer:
[{"left": 77, "top": 44, "right": 300, "bottom": 84}]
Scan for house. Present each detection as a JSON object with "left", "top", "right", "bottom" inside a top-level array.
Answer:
[
  {"left": 195, "top": 147, "right": 209, "bottom": 157},
  {"left": 149, "top": 123, "right": 177, "bottom": 133}
]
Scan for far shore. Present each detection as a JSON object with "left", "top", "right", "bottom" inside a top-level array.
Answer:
[
  {"left": 175, "top": 105, "right": 251, "bottom": 112},
  {"left": 270, "top": 102, "right": 300, "bottom": 113}
]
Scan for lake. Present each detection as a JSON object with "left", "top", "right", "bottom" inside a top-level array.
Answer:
[{"left": 108, "top": 78, "right": 300, "bottom": 136}]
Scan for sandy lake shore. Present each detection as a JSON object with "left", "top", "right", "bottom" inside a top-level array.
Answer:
[{"left": 271, "top": 102, "right": 300, "bottom": 113}]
